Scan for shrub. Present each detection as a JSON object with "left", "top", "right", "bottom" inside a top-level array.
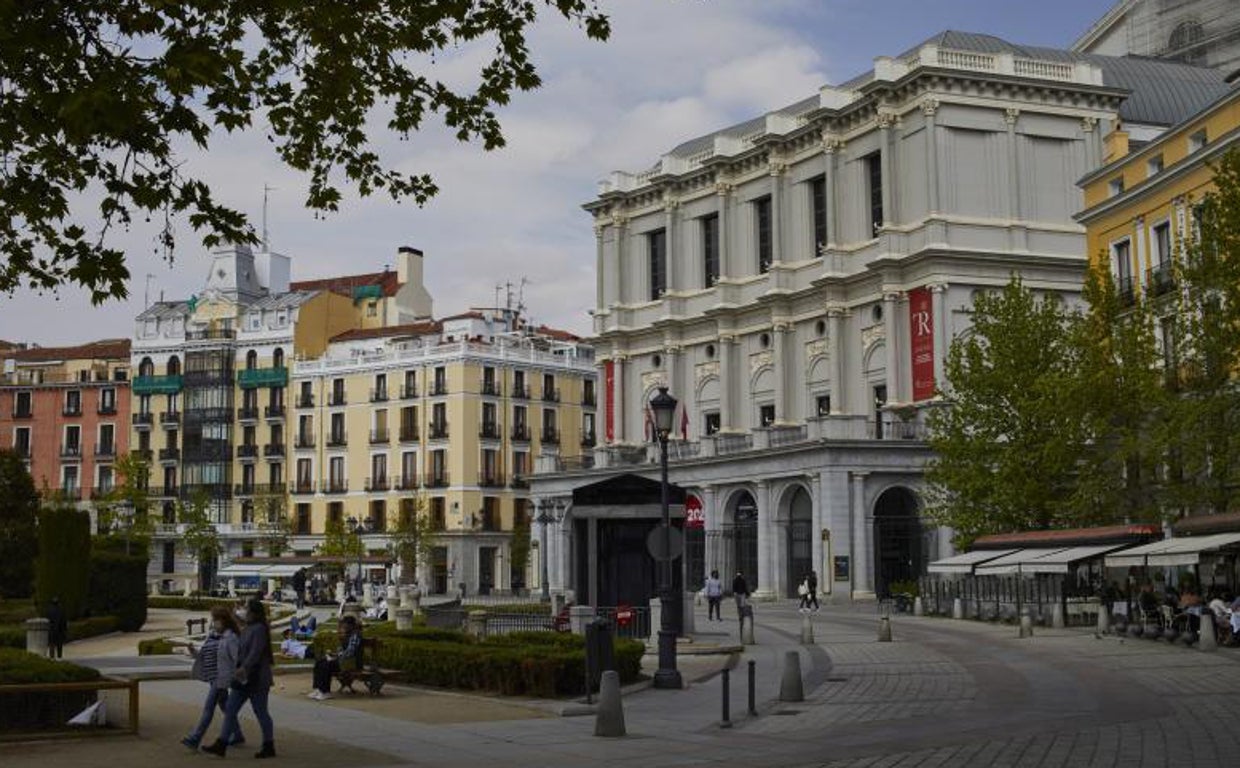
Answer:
[
  {"left": 138, "top": 638, "right": 177, "bottom": 656},
  {"left": 0, "top": 450, "right": 39, "bottom": 599},
  {"left": 0, "top": 646, "right": 101, "bottom": 684},
  {"left": 148, "top": 595, "right": 256, "bottom": 611},
  {"left": 66, "top": 615, "right": 120, "bottom": 641},
  {"left": 0, "top": 626, "right": 24, "bottom": 648},
  {"left": 34, "top": 508, "right": 91, "bottom": 620},
  {"left": 88, "top": 551, "right": 148, "bottom": 632},
  {"left": 0, "top": 647, "right": 102, "bottom": 734},
  {"left": 0, "top": 599, "right": 35, "bottom": 624},
  {"left": 461, "top": 603, "right": 550, "bottom": 615}
]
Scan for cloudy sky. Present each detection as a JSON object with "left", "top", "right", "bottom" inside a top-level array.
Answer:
[{"left": 0, "top": 0, "right": 1115, "bottom": 346}]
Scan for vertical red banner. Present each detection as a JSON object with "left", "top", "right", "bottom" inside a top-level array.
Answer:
[
  {"left": 908, "top": 287, "right": 935, "bottom": 401},
  {"left": 604, "top": 360, "right": 615, "bottom": 442}
]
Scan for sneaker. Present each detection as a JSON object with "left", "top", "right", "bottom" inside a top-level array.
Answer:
[
  {"left": 181, "top": 736, "right": 200, "bottom": 751},
  {"left": 307, "top": 690, "right": 319, "bottom": 699},
  {"left": 318, "top": 692, "right": 334, "bottom": 701}
]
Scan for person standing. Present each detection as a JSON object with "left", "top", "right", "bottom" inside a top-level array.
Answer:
[
  {"left": 732, "top": 571, "right": 750, "bottom": 615},
  {"left": 182, "top": 607, "right": 246, "bottom": 750},
  {"left": 807, "top": 571, "right": 820, "bottom": 612},
  {"left": 704, "top": 571, "right": 723, "bottom": 621},
  {"left": 45, "top": 597, "right": 67, "bottom": 659},
  {"left": 202, "top": 598, "right": 276, "bottom": 759}
]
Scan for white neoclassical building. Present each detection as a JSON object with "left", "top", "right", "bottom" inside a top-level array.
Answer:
[{"left": 529, "top": 32, "right": 1230, "bottom": 604}]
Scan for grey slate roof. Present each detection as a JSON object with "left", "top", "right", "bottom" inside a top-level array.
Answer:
[
  {"left": 135, "top": 290, "right": 317, "bottom": 322},
  {"left": 655, "top": 30, "right": 1229, "bottom": 164}
]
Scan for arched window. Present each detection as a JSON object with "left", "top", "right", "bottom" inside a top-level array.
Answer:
[
  {"left": 272, "top": 347, "right": 284, "bottom": 369},
  {"left": 139, "top": 357, "right": 154, "bottom": 377},
  {"left": 246, "top": 350, "right": 258, "bottom": 370},
  {"left": 166, "top": 356, "right": 180, "bottom": 376}
]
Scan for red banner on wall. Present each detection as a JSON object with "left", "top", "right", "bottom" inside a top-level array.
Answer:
[
  {"left": 908, "top": 287, "right": 935, "bottom": 401},
  {"left": 685, "top": 494, "right": 704, "bottom": 530},
  {"left": 604, "top": 360, "right": 615, "bottom": 442}
]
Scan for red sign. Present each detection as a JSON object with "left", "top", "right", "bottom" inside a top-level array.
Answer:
[
  {"left": 908, "top": 287, "right": 935, "bottom": 401},
  {"left": 685, "top": 494, "right": 705, "bottom": 530},
  {"left": 615, "top": 604, "right": 634, "bottom": 626},
  {"left": 604, "top": 360, "right": 615, "bottom": 442}
]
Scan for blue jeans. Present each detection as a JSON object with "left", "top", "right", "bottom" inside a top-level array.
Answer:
[
  {"left": 188, "top": 687, "right": 244, "bottom": 744},
  {"left": 218, "top": 685, "right": 273, "bottom": 746}
]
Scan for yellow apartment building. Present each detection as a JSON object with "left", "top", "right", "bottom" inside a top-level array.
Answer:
[{"left": 289, "top": 309, "right": 596, "bottom": 596}]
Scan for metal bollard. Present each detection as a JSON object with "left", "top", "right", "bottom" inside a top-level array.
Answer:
[
  {"left": 747, "top": 659, "right": 757, "bottom": 716},
  {"left": 720, "top": 668, "right": 732, "bottom": 728}
]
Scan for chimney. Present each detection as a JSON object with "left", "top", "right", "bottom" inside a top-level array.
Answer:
[{"left": 395, "top": 246, "right": 433, "bottom": 320}]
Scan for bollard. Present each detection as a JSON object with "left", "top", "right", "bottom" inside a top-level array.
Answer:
[
  {"left": 747, "top": 659, "right": 757, "bottom": 716},
  {"left": 1051, "top": 602, "right": 1065, "bottom": 629},
  {"left": 952, "top": 597, "right": 964, "bottom": 620},
  {"left": 720, "top": 668, "right": 732, "bottom": 728},
  {"left": 1096, "top": 606, "right": 1110, "bottom": 635},
  {"left": 593, "top": 670, "right": 626, "bottom": 737},
  {"left": 386, "top": 584, "right": 400, "bottom": 609},
  {"left": 646, "top": 598, "right": 662, "bottom": 651},
  {"left": 394, "top": 607, "right": 413, "bottom": 631},
  {"left": 1019, "top": 609, "right": 1034, "bottom": 639},
  {"left": 800, "top": 611, "right": 814, "bottom": 645},
  {"left": 877, "top": 616, "right": 893, "bottom": 642},
  {"left": 25, "top": 618, "right": 49, "bottom": 656},
  {"left": 779, "top": 651, "right": 804, "bottom": 702},
  {"left": 1199, "top": 613, "right": 1218, "bottom": 651},
  {"left": 913, "top": 596, "right": 924, "bottom": 617},
  {"left": 740, "top": 606, "right": 756, "bottom": 645}
]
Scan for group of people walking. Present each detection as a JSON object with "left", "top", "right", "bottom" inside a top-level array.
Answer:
[
  {"left": 701, "top": 569, "right": 820, "bottom": 619},
  {"left": 183, "top": 598, "right": 277, "bottom": 759}
]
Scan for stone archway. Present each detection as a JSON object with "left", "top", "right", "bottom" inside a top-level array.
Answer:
[
  {"left": 872, "top": 486, "right": 923, "bottom": 597},
  {"left": 723, "top": 489, "right": 759, "bottom": 591},
  {"left": 784, "top": 486, "right": 813, "bottom": 598}
]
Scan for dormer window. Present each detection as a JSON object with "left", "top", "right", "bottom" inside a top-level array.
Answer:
[
  {"left": 1189, "top": 129, "right": 1208, "bottom": 153},
  {"left": 1108, "top": 177, "right": 1125, "bottom": 198},
  {"left": 247, "top": 313, "right": 261, "bottom": 331}
]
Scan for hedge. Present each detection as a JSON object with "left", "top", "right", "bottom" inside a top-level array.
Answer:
[
  {"left": 0, "top": 626, "right": 23, "bottom": 649},
  {"left": 88, "top": 552, "right": 148, "bottom": 632},
  {"left": 148, "top": 595, "right": 260, "bottom": 611},
  {"left": 461, "top": 603, "right": 551, "bottom": 615},
  {"left": 34, "top": 508, "right": 92, "bottom": 620},
  {"left": 137, "top": 638, "right": 178, "bottom": 656},
  {"left": 0, "top": 599, "right": 35, "bottom": 625},
  {"left": 0, "top": 647, "right": 102, "bottom": 734},
  {"left": 0, "top": 646, "right": 101, "bottom": 684},
  {"left": 0, "top": 615, "right": 121, "bottom": 650}
]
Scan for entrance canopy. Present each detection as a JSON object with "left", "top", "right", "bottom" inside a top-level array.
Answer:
[
  {"left": 1105, "top": 532, "right": 1240, "bottom": 568},
  {"left": 927, "top": 549, "right": 1016, "bottom": 574},
  {"left": 974, "top": 548, "right": 1071, "bottom": 576}
]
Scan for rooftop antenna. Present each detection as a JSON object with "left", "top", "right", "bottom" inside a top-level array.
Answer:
[
  {"left": 494, "top": 282, "right": 503, "bottom": 312},
  {"left": 517, "top": 277, "right": 529, "bottom": 318},
  {"left": 262, "top": 183, "right": 277, "bottom": 251}
]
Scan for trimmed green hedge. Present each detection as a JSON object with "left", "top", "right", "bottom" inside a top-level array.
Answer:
[
  {"left": 0, "top": 600, "right": 36, "bottom": 625},
  {"left": 35, "top": 508, "right": 92, "bottom": 620},
  {"left": 0, "top": 647, "right": 102, "bottom": 734},
  {"left": 0, "top": 615, "right": 121, "bottom": 649},
  {"left": 461, "top": 603, "right": 551, "bottom": 615},
  {"left": 0, "top": 647, "right": 101, "bottom": 684},
  {"left": 0, "top": 626, "right": 23, "bottom": 649},
  {"left": 148, "top": 595, "right": 250, "bottom": 611},
  {"left": 137, "top": 638, "right": 178, "bottom": 656},
  {"left": 88, "top": 552, "right": 148, "bottom": 632}
]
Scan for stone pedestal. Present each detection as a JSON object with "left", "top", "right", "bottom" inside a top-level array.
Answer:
[
  {"left": 228, "top": 579, "right": 237, "bottom": 598},
  {"left": 336, "top": 581, "right": 347, "bottom": 603},
  {"left": 800, "top": 612, "right": 814, "bottom": 645},
  {"left": 913, "top": 596, "right": 924, "bottom": 617},
  {"left": 952, "top": 597, "right": 964, "bottom": 620},
  {"left": 646, "top": 598, "right": 662, "bottom": 649},
  {"left": 779, "top": 651, "right": 803, "bottom": 702},
  {"left": 386, "top": 585, "right": 400, "bottom": 609},
  {"left": 1051, "top": 603, "right": 1065, "bottom": 629},
  {"left": 569, "top": 605, "right": 594, "bottom": 635},
  {"left": 25, "top": 618, "right": 49, "bottom": 656},
  {"left": 467, "top": 610, "right": 488, "bottom": 639},
  {"left": 394, "top": 607, "right": 413, "bottom": 631},
  {"left": 183, "top": 579, "right": 193, "bottom": 597},
  {"left": 1019, "top": 610, "right": 1034, "bottom": 639},
  {"left": 593, "top": 671, "right": 626, "bottom": 737},
  {"left": 1096, "top": 606, "right": 1110, "bottom": 634}
]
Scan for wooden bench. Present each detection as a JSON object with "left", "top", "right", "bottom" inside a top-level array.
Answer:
[
  {"left": 336, "top": 637, "right": 386, "bottom": 696},
  {"left": 186, "top": 618, "right": 208, "bottom": 636}
]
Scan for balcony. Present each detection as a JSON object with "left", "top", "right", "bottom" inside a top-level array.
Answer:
[
  {"left": 582, "top": 391, "right": 597, "bottom": 407},
  {"left": 324, "top": 479, "right": 349, "bottom": 494},
  {"left": 510, "top": 475, "right": 529, "bottom": 489},
  {"left": 290, "top": 480, "right": 316, "bottom": 495},
  {"left": 510, "top": 425, "right": 530, "bottom": 442},
  {"left": 234, "top": 483, "right": 256, "bottom": 496},
  {"left": 237, "top": 406, "right": 260, "bottom": 422},
  {"left": 148, "top": 485, "right": 179, "bottom": 498},
  {"left": 365, "top": 476, "right": 390, "bottom": 492},
  {"left": 62, "top": 403, "right": 82, "bottom": 417},
  {"left": 479, "top": 473, "right": 505, "bottom": 488},
  {"left": 132, "top": 374, "right": 183, "bottom": 395},
  {"left": 480, "top": 380, "right": 501, "bottom": 397},
  {"left": 479, "top": 422, "right": 500, "bottom": 440},
  {"left": 329, "top": 392, "right": 348, "bottom": 407},
  {"left": 395, "top": 475, "right": 419, "bottom": 490},
  {"left": 263, "top": 443, "right": 285, "bottom": 458},
  {"left": 60, "top": 444, "right": 82, "bottom": 459},
  {"left": 429, "top": 422, "right": 449, "bottom": 440},
  {"left": 326, "top": 432, "right": 348, "bottom": 447},
  {"left": 182, "top": 371, "right": 233, "bottom": 387},
  {"left": 12, "top": 406, "right": 32, "bottom": 420},
  {"left": 400, "top": 383, "right": 418, "bottom": 399},
  {"left": 541, "top": 427, "right": 560, "bottom": 444},
  {"left": 370, "top": 388, "right": 389, "bottom": 403},
  {"left": 369, "top": 428, "right": 390, "bottom": 444},
  {"left": 237, "top": 366, "right": 288, "bottom": 389},
  {"left": 133, "top": 412, "right": 154, "bottom": 428},
  {"left": 1116, "top": 274, "right": 1136, "bottom": 307},
  {"left": 264, "top": 405, "right": 286, "bottom": 420},
  {"left": 296, "top": 393, "right": 315, "bottom": 408},
  {"left": 1148, "top": 261, "right": 1175, "bottom": 297},
  {"left": 94, "top": 443, "right": 116, "bottom": 458},
  {"left": 581, "top": 433, "right": 597, "bottom": 448},
  {"left": 399, "top": 426, "right": 419, "bottom": 443},
  {"left": 237, "top": 444, "right": 259, "bottom": 460},
  {"left": 160, "top": 411, "right": 180, "bottom": 427},
  {"left": 97, "top": 403, "right": 117, "bottom": 416},
  {"left": 185, "top": 328, "right": 235, "bottom": 341},
  {"left": 542, "top": 388, "right": 560, "bottom": 403},
  {"left": 131, "top": 448, "right": 153, "bottom": 461},
  {"left": 158, "top": 447, "right": 180, "bottom": 462},
  {"left": 425, "top": 472, "right": 449, "bottom": 489},
  {"left": 430, "top": 382, "right": 449, "bottom": 397},
  {"left": 511, "top": 383, "right": 529, "bottom": 400},
  {"left": 90, "top": 485, "right": 117, "bottom": 500},
  {"left": 294, "top": 434, "right": 315, "bottom": 449}
]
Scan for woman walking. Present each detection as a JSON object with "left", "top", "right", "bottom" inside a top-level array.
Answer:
[
  {"left": 182, "top": 607, "right": 246, "bottom": 750},
  {"left": 203, "top": 598, "right": 276, "bottom": 759}
]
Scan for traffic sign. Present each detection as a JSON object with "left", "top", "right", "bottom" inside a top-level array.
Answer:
[{"left": 646, "top": 524, "right": 684, "bottom": 561}]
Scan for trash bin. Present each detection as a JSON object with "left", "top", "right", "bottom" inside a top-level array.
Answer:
[{"left": 585, "top": 618, "right": 616, "bottom": 691}]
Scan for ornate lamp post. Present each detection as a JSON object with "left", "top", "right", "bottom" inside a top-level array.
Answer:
[
  {"left": 649, "top": 386, "right": 682, "bottom": 689},
  {"left": 347, "top": 515, "right": 373, "bottom": 598},
  {"left": 535, "top": 499, "right": 562, "bottom": 603}
]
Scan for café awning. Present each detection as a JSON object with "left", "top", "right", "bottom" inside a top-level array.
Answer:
[
  {"left": 974, "top": 548, "right": 1071, "bottom": 576},
  {"left": 927, "top": 549, "right": 1016, "bottom": 574},
  {"left": 260, "top": 563, "right": 306, "bottom": 577},
  {"left": 1012, "top": 544, "right": 1130, "bottom": 574},
  {"left": 216, "top": 564, "right": 265, "bottom": 578},
  {"left": 1105, "top": 533, "right": 1240, "bottom": 568}
]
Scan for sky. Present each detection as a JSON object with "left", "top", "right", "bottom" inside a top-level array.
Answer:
[{"left": 0, "top": 0, "right": 1117, "bottom": 346}]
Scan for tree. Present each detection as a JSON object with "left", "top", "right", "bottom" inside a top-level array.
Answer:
[
  {"left": 95, "top": 452, "right": 153, "bottom": 555},
  {"left": 316, "top": 517, "right": 362, "bottom": 583},
  {"left": 253, "top": 487, "right": 290, "bottom": 557},
  {"left": 178, "top": 491, "right": 221, "bottom": 593},
  {"left": 1068, "top": 261, "right": 1168, "bottom": 525},
  {"left": 387, "top": 497, "right": 438, "bottom": 587},
  {"left": 925, "top": 277, "right": 1088, "bottom": 544},
  {"left": 1162, "top": 148, "right": 1240, "bottom": 516},
  {"left": 0, "top": 450, "right": 39, "bottom": 598},
  {"left": 509, "top": 508, "right": 531, "bottom": 591},
  {"left": 34, "top": 505, "right": 92, "bottom": 619},
  {"left": 0, "top": 1, "right": 612, "bottom": 302}
]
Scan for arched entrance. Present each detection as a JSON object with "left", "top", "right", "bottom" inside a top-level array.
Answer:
[
  {"left": 785, "top": 487, "right": 813, "bottom": 597},
  {"left": 725, "top": 490, "right": 759, "bottom": 590},
  {"left": 873, "top": 487, "right": 923, "bottom": 597}
]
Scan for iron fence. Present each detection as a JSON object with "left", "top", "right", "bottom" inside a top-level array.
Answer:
[{"left": 594, "top": 605, "right": 651, "bottom": 640}]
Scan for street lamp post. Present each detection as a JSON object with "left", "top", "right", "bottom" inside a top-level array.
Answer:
[
  {"left": 347, "top": 515, "right": 373, "bottom": 599},
  {"left": 650, "top": 386, "right": 682, "bottom": 690},
  {"left": 535, "top": 500, "right": 556, "bottom": 603}
]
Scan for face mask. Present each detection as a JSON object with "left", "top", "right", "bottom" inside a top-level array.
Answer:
[
  {"left": 212, "top": 620, "right": 225, "bottom": 633},
  {"left": 235, "top": 609, "right": 247, "bottom": 621}
]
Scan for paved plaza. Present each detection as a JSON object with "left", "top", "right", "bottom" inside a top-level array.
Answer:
[{"left": 6, "top": 602, "right": 1240, "bottom": 767}]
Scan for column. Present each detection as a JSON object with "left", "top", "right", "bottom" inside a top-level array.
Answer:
[
  {"left": 715, "top": 181, "right": 732, "bottom": 279},
  {"left": 613, "top": 353, "right": 626, "bottom": 443},
  {"left": 719, "top": 333, "right": 738, "bottom": 432},
  {"left": 827, "top": 307, "right": 845, "bottom": 413},
  {"left": 587, "top": 517, "right": 598, "bottom": 607},
  {"left": 822, "top": 135, "right": 842, "bottom": 249},
  {"left": 612, "top": 214, "right": 629, "bottom": 305},
  {"left": 664, "top": 197, "right": 679, "bottom": 292},
  {"left": 850, "top": 472, "right": 872, "bottom": 596},
  {"left": 921, "top": 99, "right": 940, "bottom": 214},
  {"left": 594, "top": 222, "right": 606, "bottom": 308},
  {"left": 897, "top": 292, "right": 911, "bottom": 403},
  {"left": 1004, "top": 108, "right": 1027, "bottom": 251},
  {"left": 878, "top": 111, "right": 895, "bottom": 227},
  {"left": 772, "top": 322, "right": 788, "bottom": 423},
  {"left": 1133, "top": 216, "right": 1147, "bottom": 289},
  {"left": 769, "top": 159, "right": 786, "bottom": 264},
  {"left": 810, "top": 474, "right": 824, "bottom": 596},
  {"left": 883, "top": 291, "right": 900, "bottom": 404},
  {"left": 702, "top": 485, "right": 719, "bottom": 575},
  {"left": 755, "top": 480, "right": 774, "bottom": 598},
  {"left": 665, "top": 344, "right": 684, "bottom": 413},
  {"left": 930, "top": 285, "right": 948, "bottom": 395},
  {"left": 1082, "top": 117, "right": 1100, "bottom": 171}
]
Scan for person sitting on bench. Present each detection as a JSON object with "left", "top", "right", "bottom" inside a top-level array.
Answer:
[{"left": 309, "top": 616, "right": 361, "bottom": 701}]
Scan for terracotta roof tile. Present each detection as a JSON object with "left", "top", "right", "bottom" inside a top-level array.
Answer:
[
  {"left": 10, "top": 338, "right": 131, "bottom": 363},
  {"left": 290, "top": 270, "right": 401, "bottom": 298},
  {"left": 972, "top": 523, "right": 1160, "bottom": 549},
  {"left": 330, "top": 321, "right": 442, "bottom": 343}
]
